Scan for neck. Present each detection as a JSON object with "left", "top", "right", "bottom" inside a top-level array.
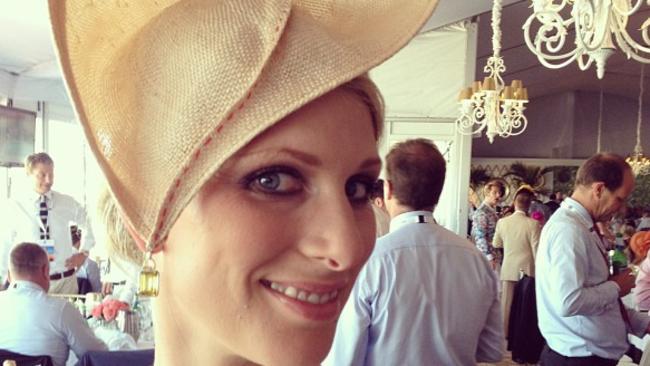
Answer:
[
  {"left": 483, "top": 199, "right": 495, "bottom": 208},
  {"left": 571, "top": 189, "right": 597, "bottom": 221},
  {"left": 153, "top": 293, "right": 257, "bottom": 366},
  {"left": 12, "top": 276, "right": 46, "bottom": 291},
  {"left": 387, "top": 202, "right": 431, "bottom": 219}
]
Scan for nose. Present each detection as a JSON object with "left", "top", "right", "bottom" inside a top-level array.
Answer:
[{"left": 300, "top": 194, "right": 374, "bottom": 272}]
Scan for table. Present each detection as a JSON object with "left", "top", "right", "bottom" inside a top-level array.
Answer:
[{"left": 74, "top": 349, "right": 154, "bottom": 366}]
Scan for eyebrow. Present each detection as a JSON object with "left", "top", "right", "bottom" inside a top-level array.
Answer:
[{"left": 242, "top": 147, "right": 381, "bottom": 171}]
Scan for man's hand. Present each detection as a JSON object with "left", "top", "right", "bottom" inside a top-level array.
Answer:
[
  {"left": 490, "top": 258, "right": 498, "bottom": 270},
  {"left": 101, "top": 282, "right": 113, "bottom": 295},
  {"left": 65, "top": 252, "right": 88, "bottom": 269},
  {"left": 610, "top": 268, "right": 635, "bottom": 297}
]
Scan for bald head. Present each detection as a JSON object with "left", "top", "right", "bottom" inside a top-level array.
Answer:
[{"left": 9, "top": 243, "right": 50, "bottom": 290}]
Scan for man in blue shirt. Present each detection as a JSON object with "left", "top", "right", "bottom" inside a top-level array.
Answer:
[
  {"left": 324, "top": 138, "right": 503, "bottom": 365},
  {"left": 537, "top": 153, "right": 650, "bottom": 366}
]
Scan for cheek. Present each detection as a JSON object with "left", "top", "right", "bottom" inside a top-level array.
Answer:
[{"left": 357, "top": 207, "right": 377, "bottom": 257}]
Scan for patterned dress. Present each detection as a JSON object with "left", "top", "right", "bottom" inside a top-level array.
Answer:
[{"left": 471, "top": 202, "right": 500, "bottom": 263}]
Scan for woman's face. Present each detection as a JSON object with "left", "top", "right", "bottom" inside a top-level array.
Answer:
[{"left": 160, "top": 88, "right": 381, "bottom": 365}]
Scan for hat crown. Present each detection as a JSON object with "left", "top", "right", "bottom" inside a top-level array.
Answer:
[{"left": 49, "top": 0, "right": 439, "bottom": 245}]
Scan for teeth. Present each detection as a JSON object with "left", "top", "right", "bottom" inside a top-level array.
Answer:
[
  {"left": 267, "top": 281, "right": 339, "bottom": 305},
  {"left": 284, "top": 286, "right": 297, "bottom": 298},
  {"left": 307, "top": 293, "right": 320, "bottom": 304},
  {"left": 297, "top": 291, "right": 308, "bottom": 301}
]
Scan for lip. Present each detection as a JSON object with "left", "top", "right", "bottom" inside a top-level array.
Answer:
[{"left": 260, "top": 279, "right": 345, "bottom": 322}]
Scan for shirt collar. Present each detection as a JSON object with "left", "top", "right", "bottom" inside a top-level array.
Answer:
[
  {"left": 389, "top": 210, "right": 434, "bottom": 233},
  {"left": 514, "top": 209, "right": 527, "bottom": 215},
  {"left": 479, "top": 201, "right": 496, "bottom": 213},
  {"left": 31, "top": 190, "right": 52, "bottom": 204},
  {"left": 9, "top": 280, "right": 46, "bottom": 293},
  {"left": 561, "top": 197, "right": 595, "bottom": 229}
]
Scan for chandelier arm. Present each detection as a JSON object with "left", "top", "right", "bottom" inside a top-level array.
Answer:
[
  {"left": 523, "top": 11, "right": 586, "bottom": 67},
  {"left": 577, "top": 53, "right": 597, "bottom": 70},
  {"left": 573, "top": 0, "right": 612, "bottom": 52},
  {"left": 610, "top": 0, "right": 643, "bottom": 17},
  {"left": 613, "top": 22, "right": 650, "bottom": 62}
]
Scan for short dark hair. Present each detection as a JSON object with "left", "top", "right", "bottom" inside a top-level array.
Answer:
[
  {"left": 25, "top": 152, "right": 54, "bottom": 172},
  {"left": 370, "top": 179, "right": 384, "bottom": 201},
  {"left": 514, "top": 191, "right": 533, "bottom": 211},
  {"left": 9, "top": 243, "right": 48, "bottom": 276},
  {"left": 575, "top": 153, "right": 631, "bottom": 191},
  {"left": 485, "top": 179, "right": 506, "bottom": 197},
  {"left": 385, "top": 139, "right": 446, "bottom": 210}
]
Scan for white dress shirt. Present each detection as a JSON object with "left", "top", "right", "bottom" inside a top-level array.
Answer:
[
  {"left": 0, "top": 280, "right": 106, "bottom": 366},
  {"left": 0, "top": 190, "right": 96, "bottom": 276},
  {"left": 536, "top": 198, "right": 650, "bottom": 359},
  {"left": 324, "top": 211, "right": 503, "bottom": 366}
]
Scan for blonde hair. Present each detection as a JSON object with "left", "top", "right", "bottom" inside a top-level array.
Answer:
[
  {"left": 97, "top": 188, "right": 144, "bottom": 265},
  {"left": 340, "top": 74, "right": 385, "bottom": 140},
  {"left": 25, "top": 152, "right": 54, "bottom": 172}
]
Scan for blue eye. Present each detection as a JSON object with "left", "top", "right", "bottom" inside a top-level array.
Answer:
[
  {"left": 247, "top": 168, "right": 303, "bottom": 195},
  {"left": 345, "top": 178, "right": 373, "bottom": 203}
]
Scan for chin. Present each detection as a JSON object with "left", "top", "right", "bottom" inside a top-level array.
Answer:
[{"left": 258, "top": 326, "right": 335, "bottom": 366}]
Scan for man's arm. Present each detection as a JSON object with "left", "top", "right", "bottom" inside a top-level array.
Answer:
[
  {"left": 73, "top": 201, "right": 96, "bottom": 252},
  {"left": 473, "top": 209, "right": 494, "bottom": 260},
  {"left": 322, "top": 264, "right": 374, "bottom": 366},
  {"left": 476, "top": 268, "right": 504, "bottom": 363},
  {"left": 547, "top": 225, "right": 619, "bottom": 316},
  {"left": 626, "top": 307, "right": 650, "bottom": 337},
  {"left": 65, "top": 200, "right": 97, "bottom": 269},
  {"left": 492, "top": 221, "right": 504, "bottom": 249},
  {"left": 530, "top": 221, "right": 541, "bottom": 260},
  {"left": 61, "top": 302, "right": 107, "bottom": 357}
]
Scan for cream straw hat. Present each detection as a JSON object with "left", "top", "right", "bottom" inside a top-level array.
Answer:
[{"left": 49, "top": 0, "right": 439, "bottom": 248}]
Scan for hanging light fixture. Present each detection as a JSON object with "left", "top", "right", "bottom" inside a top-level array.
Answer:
[
  {"left": 626, "top": 64, "right": 650, "bottom": 175},
  {"left": 523, "top": 0, "right": 650, "bottom": 79},
  {"left": 456, "top": 0, "right": 529, "bottom": 144},
  {"left": 596, "top": 84, "right": 604, "bottom": 153}
]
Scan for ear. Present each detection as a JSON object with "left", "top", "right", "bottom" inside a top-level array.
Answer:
[
  {"left": 593, "top": 182, "right": 606, "bottom": 199},
  {"left": 42, "top": 263, "right": 49, "bottom": 281}
]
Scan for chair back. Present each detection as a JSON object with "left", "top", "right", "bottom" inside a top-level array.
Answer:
[{"left": 0, "top": 349, "right": 53, "bottom": 366}]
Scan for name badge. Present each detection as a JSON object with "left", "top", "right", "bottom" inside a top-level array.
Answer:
[{"left": 40, "top": 239, "right": 56, "bottom": 262}]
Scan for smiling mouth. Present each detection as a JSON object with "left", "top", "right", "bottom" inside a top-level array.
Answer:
[{"left": 260, "top": 279, "right": 339, "bottom": 305}]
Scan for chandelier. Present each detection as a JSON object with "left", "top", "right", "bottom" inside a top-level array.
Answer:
[
  {"left": 626, "top": 64, "right": 650, "bottom": 175},
  {"left": 523, "top": 0, "right": 650, "bottom": 79},
  {"left": 456, "top": 0, "right": 529, "bottom": 144}
]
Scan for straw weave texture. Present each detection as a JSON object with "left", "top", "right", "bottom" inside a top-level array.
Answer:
[{"left": 49, "top": 0, "right": 439, "bottom": 247}]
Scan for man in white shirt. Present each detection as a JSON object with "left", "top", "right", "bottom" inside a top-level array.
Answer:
[
  {"left": 537, "top": 153, "right": 650, "bottom": 366},
  {"left": 324, "top": 138, "right": 503, "bottom": 366},
  {"left": 0, "top": 243, "right": 106, "bottom": 366},
  {"left": 0, "top": 152, "right": 95, "bottom": 294}
]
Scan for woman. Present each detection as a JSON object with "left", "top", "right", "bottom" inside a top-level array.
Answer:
[{"left": 48, "top": 0, "right": 438, "bottom": 364}]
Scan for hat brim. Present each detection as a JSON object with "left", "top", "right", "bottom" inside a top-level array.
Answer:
[{"left": 49, "top": 0, "right": 439, "bottom": 246}]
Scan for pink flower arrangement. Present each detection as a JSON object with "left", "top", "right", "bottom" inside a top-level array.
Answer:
[{"left": 91, "top": 298, "right": 129, "bottom": 322}]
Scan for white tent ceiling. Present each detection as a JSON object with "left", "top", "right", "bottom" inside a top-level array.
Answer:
[{"left": 0, "top": 0, "right": 517, "bottom": 120}]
